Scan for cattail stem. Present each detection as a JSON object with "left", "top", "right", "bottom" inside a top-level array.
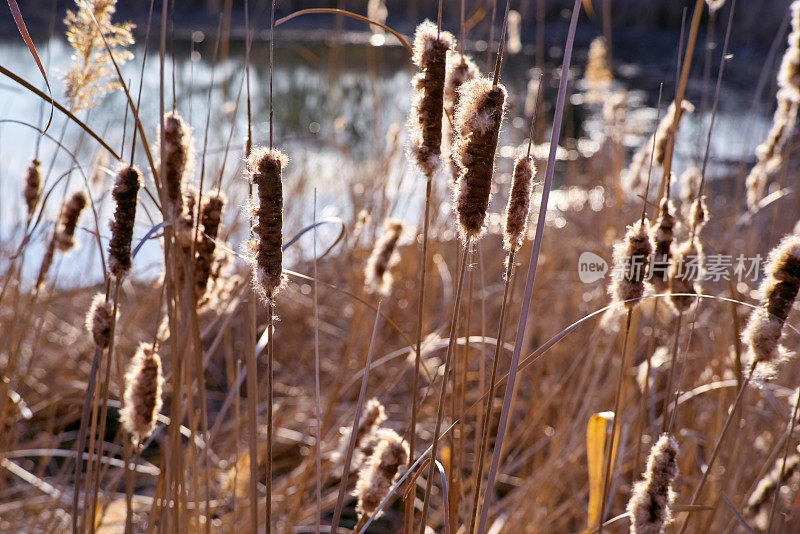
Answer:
[
  {"left": 245, "top": 288, "right": 259, "bottom": 534},
  {"left": 766, "top": 386, "right": 800, "bottom": 531},
  {"left": 467, "top": 246, "right": 516, "bottom": 534},
  {"left": 677, "top": 361, "right": 757, "bottom": 534},
  {"left": 266, "top": 301, "right": 275, "bottom": 533},
  {"left": 418, "top": 240, "right": 470, "bottom": 534},
  {"left": 407, "top": 176, "right": 433, "bottom": 534},
  {"left": 661, "top": 312, "right": 684, "bottom": 434},
  {"left": 597, "top": 308, "right": 633, "bottom": 534},
  {"left": 72, "top": 346, "right": 102, "bottom": 534}
]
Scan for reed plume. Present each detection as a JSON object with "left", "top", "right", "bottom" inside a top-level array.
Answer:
[
  {"left": 503, "top": 155, "right": 535, "bottom": 251},
  {"left": 63, "top": 0, "right": 134, "bottom": 111},
  {"left": 627, "top": 433, "right": 679, "bottom": 534},
  {"left": 24, "top": 158, "right": 41, "bottom": 217},
  {"left": 159, "top": 112, "right": 192, "bottom": 218},
  {"left": 194, "top": 192, "right": 226, "bottom": 299},
  {"left": 120, "top": 343, "right": 163, "bottom": 444},
  {"left": 742, "top": 235, "right": 800, "bottom": 370},
  {"left": 107, "top": 165, "right": 141, "bottom": 278},
  {"left": 85, "top": 293, "right": 114, "bottom": 349},
  {"left": 608, "top": 219, "right": 653, "bottom": 307},
  {"left": 650, "top": 198, "right": 676, "bottom": 291},
  {"left": 354, "top": 428, "right": 409, "bottom": 522},
  {"left": 55, "top": 191, "right": 88, "bottom": 251},
  {"left": 453, "top": 77, "right": 507, "bottom": 241},
  {"left": 668, "top": 238, "right": 703, "bottom": 314},
  {"left": 245, "top": 147, "right": 287, "bottom": 301},
  {"left": 407, "top": 21, "right": 454, "bottom": 178},
  {"left": 364, "top": 219, "right": 404, "bottom": 295}
]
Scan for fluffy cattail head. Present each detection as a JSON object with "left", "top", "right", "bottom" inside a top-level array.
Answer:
[
  {"left": 609, "top": 219, "right": 653, "bottom": 307},
  {"left": 245, "top": 147, "right": 287, "bottom": 302},
  {"left": 584, "top": 36, "right": 613, "bottom": 87},
  {"left": 690, "top": 195, "right": 708, "bottom": 233},
  {"left": 650, "top": 198, "right": 676, "bottom": 291},
  {"left": 745, "top": 454, "right": 800, "bottom": 528},
  {"left": 706, "top": 0, "right": 726, "bottom": 13},
  {"left": 407, "top": 21, "right": 454, "bottom": 178},
  {"left": 332, "top": 398, "right": 387, "bottom": 466},
  {"left": 668, "top": 238, "right": 703, "bottom": 314},
  {"left": 55, "top": 191, "right": 88, "bottom": 251},
  {"left": 194, "top": 192, "right": 226, "bottom": 299},
  {"left": 453, "top": 77, "right": 507, "bottom": 241},
  {"left": 654, "top": 101, "right": 694, "bottom": 167},
  {"left": 503, "top": 155, "right": 535, "bottom": 251},
  {"left": 107, "top": 165, "right": 141, "bottom": 278},
  {"left": 778, "top": 2, "right": 800, "bottom": 101},
  {"left": 120, "top": 343, "right": 163, "bottom": 444},
  {"left": 24, "top": 158, "right": 41, "bottom": 217},
  {"left": 444, "top": 51, "right": 480, "bottom": 183},
  {"left": 627, "top": 433, "right": 679, "bottom": 534},
  {"left": 354, "top": 428, "right": 409, "bottom": 520},
  {"left": 159, "top": 112, "right": 192, "bottom": 217},
  {"left": 743, "top": 235, "right": 800, "bottom": 367},
  {"left": 85, "top": 293, "right": 115, "bottom": 349},
  {"left": 364, "top": 219, "right": 404, "bottom": 295}
]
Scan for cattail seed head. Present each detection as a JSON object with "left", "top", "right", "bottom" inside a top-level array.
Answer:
[
  {"left": 85, "top": 293, "right": 115, "bottom": 349},
  {"left": 407, "top": 21, "right": 454, "bottom": 178},
  {"left": 354, "top": 428, "right": 409, "bottom": 520},
  {"left": 36, "top": 238, "right": 55, "bottom": 289},
  {"left": 668, "top": 238, "right": 703, "bottom": 314},
  {"left": 584, "top": 36, "right": 613, "bottom": 87},
  {"left": 689, "top": 195, "right": 708, "bottom": 233},
  {"left": 24, "top": 158, "right": 41, "bottom": 217},
  {"left": 120, "top": 343, "right": 163, "bottom": 444},
  {"left": 245, "top": 147, "right": 287, "bottom": 302},
  {"left": 503, "top": 155, "right": 535, "bottom": 251},
  {"left": 608, "top": 219, "right": 653, "bottom": 307},
  {"left": 650, "top": 198, "right": 676, "bottom": 291},
  {"left": 779, "top": 2, "right": 800, "bottom": 101},
  {"left": 745, "top": 454, "right": 800, "bottom": 528},
  {"left": 332, "top": 398, "right": 387, "bottom": 466},
  {"left": 627, "top": 433, "right": 679, "bottom": 534},
  {"left": 654, "top": 101, "right": 694, "bottom": 167},
  {"left": 55, "top": 191, "right": 88, "bottom": 251},
  {"left": 107, "top": 165, "right": 141, "bottom": 278},
  {"left": 159, "top": 112, "right": 192, "bottom": 218},
  {"left": 453, "top": 77, "right": 507, "bottom": 241},
  {"left": 743, "top": 235, "right": 800, "bottom": 367},
  {"left": 365, "top": 219, "right": 404, "bottom": 295},
  {"left": 194, "top": 192, "right": 226, "bottom": 299},
  {"left": 706, "top": 0, "right": 726, "bottom": 13},
  {"left": 444, "top": 51, "right": 480, "bottom": 183}
]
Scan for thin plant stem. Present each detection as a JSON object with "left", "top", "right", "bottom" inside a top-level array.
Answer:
[
  {"left": 766, "top": 387, "right": 800, "bottom": 532},
  {"left": 313, "top": 190, "right": 322, "bottom": 534},
  {"left": 419, "top": 240, "right": 471, "bottom": 534},
  {"left": 661, "top": 312, "right": 684, "bottom": 433}
]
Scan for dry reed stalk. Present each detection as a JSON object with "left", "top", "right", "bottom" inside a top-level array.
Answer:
[
  {"left": 23, "top": 158, "right": 41, "bottom": 218},
  {"left": 364, "top": 219, "right": 404, "bottom": 295},
  {"left": 627, "top": 433, "right": 679, "bottom": 534},
  {"left": 765, "top": 387, "right": 800, "bottom": 531},
  {"left": 407, "top": 21, "right": 454, "bottom": 179},
  {"left": 107, "top": 165, "right": 141, "bottom": 279},
  {"left": 245, "top": 146, "right": 287, "bottom": 302}
]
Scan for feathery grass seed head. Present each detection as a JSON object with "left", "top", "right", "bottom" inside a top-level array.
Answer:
[
  {"left": 627, "top": 433, "right": 679, "bottom": 534},
  {"left": 453, "top": 77, "right": 507, "bottom": 241},
  {"left": 107, "top": 165, "right": 141, "bottom": 278},
  {"left": 120, "top": 343, "right": 163, "bottom": 444},
  {"left": 503, "top": 155, "right": 535, "bottom": 251},
  {"left": 245, "top": 147, "right": 287, "bottom": 301}
]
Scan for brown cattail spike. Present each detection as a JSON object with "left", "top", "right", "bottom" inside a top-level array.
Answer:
[
  {"left": 332, "top": 398, "right": 387, "bottom": 466},
  {"left": 743, "top": 235, "right": 800, "bottom": 367},
  {"left": 654, "top": 101, "right": 694, "bottom": 167},
  {"left": 364, "top": 219, "right": 404, "bottom": 296},
  {"left": 668, "top": 238, "right": 703, "bottom": 314},
  {"left": 444, "top": 51, "right": 480, "bottom": 183},
  {"left": 453, "top": 77, "right": 507, "bottom": 241},
  {"left": 194, "top": 192, "right": 226, "bottom": 299},
  {"left": 503, "top": 155, "right": 535, "bottom": 251},
  {"left": 609, "top": 219, "right": 653, "bottom": 307},
  {"left": 245, "top": 147, "right": 287, "bottom": 301},
  {"left": 407, "top": 21, "right": 454, "bottom": 178},
  {"left": 745, "top": 454, "right": 800, "bottom": 528},
  {"left": 85, "top": 293, "right": 115, "bottom": 349},
  {"left": 354, "top": 428, "right": 409, "bottom": 521},
  {"left": 160, "top": 112, "right": 192, "bottom": 218},
  {"left": 55, "top": 191, "right": 88, "bottom": 251},
  {"left": 120, "top": 343, "right": 163, "bottom": 444},
  {"left": 24, "top": 158, "right": 41, "bottom": 217},
  {"left": 779, "top": 2, "right": 800, "bottom": 102},
  {"left": 650, "top": 198, "right": 676, "bottom": 291},
  {"left": 107, "top": 165, "right": 141, "bottom": 278},
  {"left": 627, "top": 433, "right": 679, "bottom": 534}
]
